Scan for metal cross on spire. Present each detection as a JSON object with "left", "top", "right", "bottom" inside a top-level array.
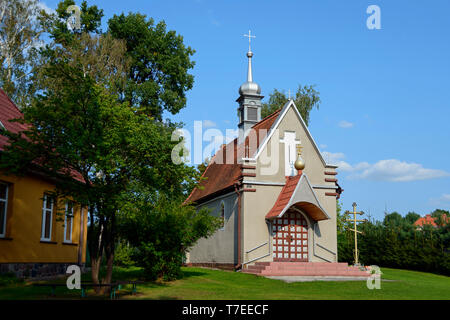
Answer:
[{"left": 243, "top": 30, "right": 256, "bottom": 51}]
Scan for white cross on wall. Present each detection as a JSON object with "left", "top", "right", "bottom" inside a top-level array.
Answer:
[{"left": 280, "top": 131, "right": 301, "bottom": 176}]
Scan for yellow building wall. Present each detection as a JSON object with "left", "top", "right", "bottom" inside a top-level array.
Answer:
[{"left": 0, "top": 173, "right": 88, "bottom": 264}]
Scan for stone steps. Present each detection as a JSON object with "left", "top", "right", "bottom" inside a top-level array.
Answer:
[{"left": 242, "top": 262, "right": 370, "bottom": 277}]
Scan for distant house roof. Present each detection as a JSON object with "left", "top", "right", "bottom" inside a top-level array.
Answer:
[
  {"left": 185, "top": 109, "right": 282, "bottom": 204},
  {"left": 414, "top": 214, "right": 449, "bottom": 227},
  {"left": 0, "top": 88, "right": 85, "bottom": 183}
]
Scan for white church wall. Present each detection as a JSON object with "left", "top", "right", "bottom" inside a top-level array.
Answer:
[
  {"left": 187, "top": 192, "right": 239, "bottom": 264},
  {"left": 241, "top": 185, "right": 283, "bottom": 265}
]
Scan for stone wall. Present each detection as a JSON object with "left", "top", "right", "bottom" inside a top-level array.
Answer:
[{"left": 0, "top": 263, "right": 86, "bottom": 279}]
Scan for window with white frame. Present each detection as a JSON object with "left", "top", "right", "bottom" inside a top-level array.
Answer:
[
  {"left": 41, "top": 195, "right": 53, "bottom": 241},
  {"left": 64, "top": 201, "right": 74, "bottom": 243},
  {"left": 0, "top": 183, "right": 8, "bottom": 237}
]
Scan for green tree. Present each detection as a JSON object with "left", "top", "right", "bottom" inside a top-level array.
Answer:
[
  {"left": 383, "top": 212, "right": 403, "bottom": 227},
  {"left": 338, "top": 210, "right": 450, "bottom": 275},
  {"left": 336, "top": 200, "right": 351, "bottom": 235},
  {"left": 196, "top": 157, "right": 210, "bottom": 176},
  {"left": 107, "top": 13, "right": 195, "bottom": 120},
  {"left": 0, "top": 36, "right": 198, "bottom": 291},
  {"left": 430, "top": 209, "right": 450, "bottom": 226},
  {"left": 261, "top": 85, "right": 321, "bottom": 126},
  {"left": 40, "top": 0, "right": 104, "bottom": 45},
  {"left": 119, "top": 192, "right": 221, "bottom": 280},
  {"left": 405, "top": 211, "right": 421, "bottom": 225},
  {"left": 0, "top": 0, "right": 44, "bottom": 109},
  {"left": 1, "top": 0, "right": 204, "bottom": 288}
]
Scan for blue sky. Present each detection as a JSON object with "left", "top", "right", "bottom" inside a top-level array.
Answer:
[{"left": 40, "top": 0, "right": 450, "bottom": 220}]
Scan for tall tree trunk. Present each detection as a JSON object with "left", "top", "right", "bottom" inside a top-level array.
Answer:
[
  {"left": 90, "top": 256, "right": 102, "bottom": 294},
  {"left": 101, "top": 249, "right": 114, "bottom": 294},
  {"left": 87, "top": 210, "right": 105, "bottom": 293},
  {"left": 100, "top": 214, "right": 116, "bottom": 294}
]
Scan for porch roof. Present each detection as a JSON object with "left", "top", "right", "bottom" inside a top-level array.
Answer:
[{"left": 265, "top": 173, "right": 330, "bottom": 221}]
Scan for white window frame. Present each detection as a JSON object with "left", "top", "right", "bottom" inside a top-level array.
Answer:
[
  {"left": 41, "top": 195, "right": 53, "bottom": 241},
  {"left": 0, "top": 183, "right": 8, "bottom": 238},
  {"left": 64, "top": 201, "right": 74, "bottom": 243},
  {"left": 220, "top": 201, "right": 225, "bottom": 231}
]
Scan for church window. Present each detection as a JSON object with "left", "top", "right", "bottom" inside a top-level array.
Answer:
[
  {"left": 41, "top": 194, "right": 54, "bottom": 241},
  {"left": 247, "top": 107, "right": 257, "bottom": 121},
  {"left": 220, "top": 201, "right": 225, "bottom": 229},
  {"left": 0, "top": 183, "right": 8, "bottom": 237}
]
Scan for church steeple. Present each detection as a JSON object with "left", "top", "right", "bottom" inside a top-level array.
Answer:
[{"left": 237, "top": 30, "right": 263, "bottom": 142}]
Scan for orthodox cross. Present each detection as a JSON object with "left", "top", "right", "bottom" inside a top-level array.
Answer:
[
  {"left": 243, "top": 30, "right": 256, "bottom": 51},
  {"left": 345, "top": 202, "right": 366, "bottom": 265},
  {"left": 296, "top": 145, "right": 303, "bottom": 156}
]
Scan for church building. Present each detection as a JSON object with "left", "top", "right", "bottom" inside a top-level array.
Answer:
[{"left": 185, "top": 38, "right": 348, "bottom": 274}]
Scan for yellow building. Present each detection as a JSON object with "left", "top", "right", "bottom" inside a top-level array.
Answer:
[{"left": 0, "top": 89, "right": 88, "bottom": 278}]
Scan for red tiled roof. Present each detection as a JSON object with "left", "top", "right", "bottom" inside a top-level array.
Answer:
[
  {"left": 0, "top": 88, "right": 85, "bottom": 183},
  {"left": 414, "top": 214, "right": 449, "bottom": 227},
  {"left": 186, "top": 109, "right": 282, "bottom": 204},
  {"left": 0, "top": 89, "right": 29, "bottom": 151},
  {"left": 265, "top": 174, "right": 301, "bottom": 219}
]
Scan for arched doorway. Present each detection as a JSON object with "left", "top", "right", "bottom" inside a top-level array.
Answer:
[{"left": 272, "top": 209, "right": 308, "bottom": 262}]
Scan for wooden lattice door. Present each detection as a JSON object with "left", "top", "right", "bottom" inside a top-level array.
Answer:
[{"left": 272, "top": 209, "right": 308, "bottom": 261}]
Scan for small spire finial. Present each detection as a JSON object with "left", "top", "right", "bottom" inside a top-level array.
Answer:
[
  {"left": 243, "top": 30, "right": 256, "bottom": 52},
  {"left": 243, "top": 30, "right": 256, "bottom": 83}
]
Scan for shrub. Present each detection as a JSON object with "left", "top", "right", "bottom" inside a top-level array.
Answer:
[
  {"left": 0, "top": 272, "right": 23, "bottom": 286},
  {"left": 114, "top": 240, "right": 137, "bottom": 267},
  {"left": 338, "top": 213, "right": 450, "bottom": 276},
  {"left": 119, "top": 194, "right": 221, "bottom": 281}
]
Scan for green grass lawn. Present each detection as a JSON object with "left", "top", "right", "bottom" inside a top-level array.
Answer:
[{"left": 0, "top": 266, "right": 449, "bottom": 300}]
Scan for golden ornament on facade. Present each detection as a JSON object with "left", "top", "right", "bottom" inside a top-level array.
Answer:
[{"left": 295, "top": 145, "right": 305, "bottom": 170}]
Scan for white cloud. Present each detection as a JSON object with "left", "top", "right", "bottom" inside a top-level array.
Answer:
[
  {"left": 37, "top": 1, "right": 55, "bottom": 15},
  {"left": 202, "top": 120, "right": 217, "bottom": 128},
  {"left": 322, "top": 152, "right": 450, "bottom": 182},
  {"left": 338, "top": 120, "right": 354, "bottom": 128},
  {"left": 430, "top": 194, "right": 450, "bottom": 206},
  {"left": 322, "top": 151, "right": 369, "bottom": 172},
  {"left": 352, "top": 159, "right": 450, "bottom": 182},
  {"left": 322, "top": 151, "right": 345, "bottom": 164}
]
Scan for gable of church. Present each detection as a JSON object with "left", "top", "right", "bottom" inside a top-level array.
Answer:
[{"left": 253, "top": 101, "right": 334, "bottom": 185}]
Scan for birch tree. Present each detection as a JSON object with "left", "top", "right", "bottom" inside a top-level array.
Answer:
[{"left": 0, "top": 0, "right": 44, "bottom": 108}]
